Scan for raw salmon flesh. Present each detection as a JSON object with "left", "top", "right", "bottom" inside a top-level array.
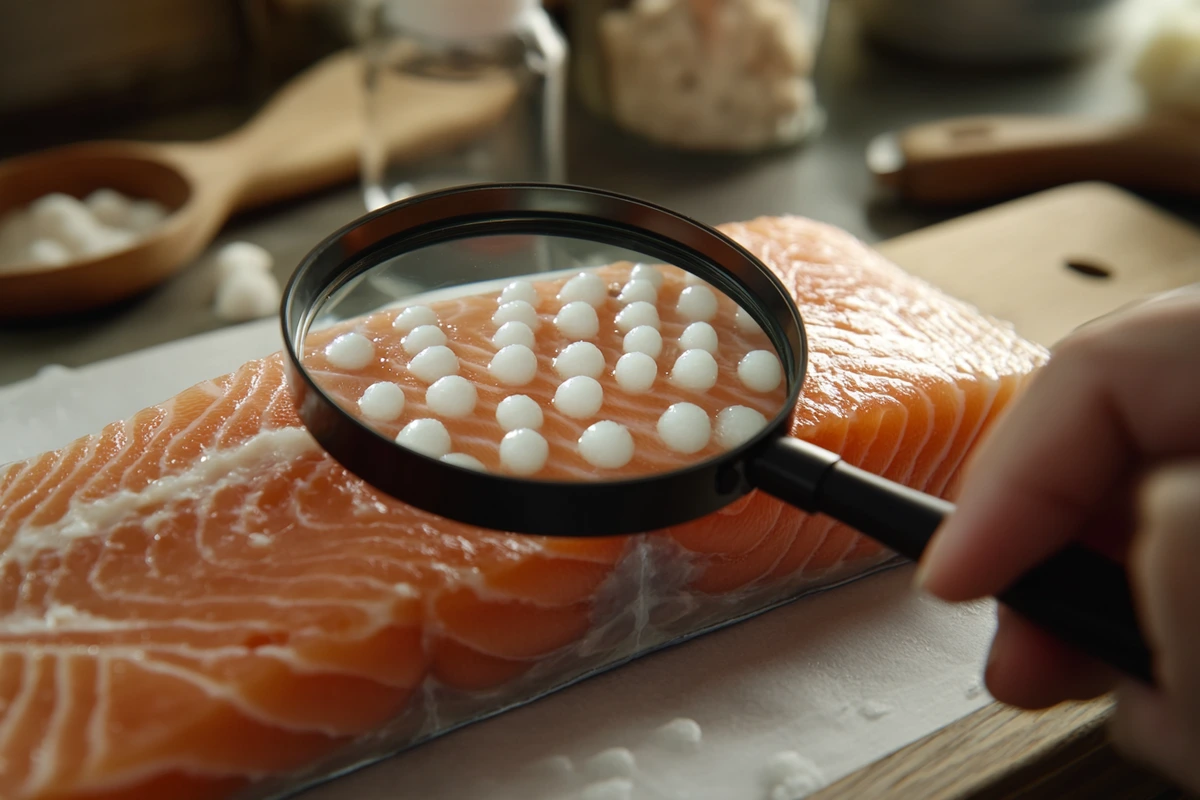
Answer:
[{"left": 0, "top": 216, "right": 1048, "bottom": 799}]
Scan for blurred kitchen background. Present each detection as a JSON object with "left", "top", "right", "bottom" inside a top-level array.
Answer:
[{"left": 0, "top": 0, "right": 1197, "bottom": 380}]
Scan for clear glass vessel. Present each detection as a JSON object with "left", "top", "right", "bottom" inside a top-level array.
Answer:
[{"left": 361, "top": 0, "right": 567, "bottom": 210}]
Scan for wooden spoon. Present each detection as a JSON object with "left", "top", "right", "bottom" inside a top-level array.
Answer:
[
  {"left": 867, "top": 112, "right": 1200, "bottom": 206},
  {"left": 0, "top": 49, "right": 519, "bottom": 320}
]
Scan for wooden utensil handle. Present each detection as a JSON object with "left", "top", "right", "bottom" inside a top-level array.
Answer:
[
  {"left": 213, "top": 50, "right": 365, "bottom": 211},
  {"left": 876, "top": 114, "right": 1200, "bottom": 205}
]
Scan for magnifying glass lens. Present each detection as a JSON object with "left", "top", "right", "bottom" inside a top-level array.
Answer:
[{"left": 299, "top": 232, "right": 789, "bottom": 482}]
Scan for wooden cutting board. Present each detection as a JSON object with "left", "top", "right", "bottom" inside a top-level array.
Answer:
[{"left": 813, "top": 181, "right": 1200, "bottom": 799}]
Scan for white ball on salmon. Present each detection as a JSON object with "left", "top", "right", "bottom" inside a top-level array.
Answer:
[
  {"left": 676, "top": 285, "right": 718, "bottom": 322},
  {"left": 402, "top": 324, "right": 447, "bottom": 355},
  {"left": 408, "top": 345, "right": 459, "bottom": 382},
  {"left": 657, "top": 403, "right": 711, "bottom": 454},
  {"left": 499, "top": 428, "right": 549, "bottom": 475},
  {"left": 553, "top": 376, "right": 604, "bottom": 419},
  {"left": 492, "top": 300, "right": 541, "bottom": 331},
  {"left": 617, "top": 279, "right": 657, "bottom": 305},
  {"left": 715, "top": 405, "right": 768, "bottom": 448},
  {"left": 396, "top": 418, "right": 452, "bottom": 458},
  {"left": 614, "top": 352, "right": 657, "bottom": 393},
  {"left": 738, "top": 349, "right": 783, "bottom": 392},
  {"left": 630, "top": 263, "right": 664, "bottom": 289},
  {"left": 358, "top": 381, "right": 406, "bottom": 421},
  {"left": 558, "top": 271, "right": 608, "bottom": 307},
  {"left": 393, "top": 305, "right": 438, "bottom": 333},
  {"left": 425, "top": 375, "right": 478, "bottom": 418},
  {"left": 622, "top": 325, "right": 663, "bottom": 358},
  {"left": 488, "top": 344, "right": 538, "bottom": 385},
  {"left": 678, "top": 321, "right": 718, "bottom": 354},
  {"left": 441, "top": 452, "right": 486, "bottom": 471},
  {"left": 500, "top": 279, "right": 538, "bottom": 306},
  {"left": 496, "top": 394, "right": 544, "bottom": 431},
  {"left": 670, "top": 349, "right": 718, "bottom": 392},
  {"left": 554, "top": 300, "right": 600, "bottom": 339},
  {"left": 578, "top": 421, "right": 635, "bottom": 469},
  {"left": 615, "top": 301, "right": 660, "bottom": 333},
  {"left": 735, "top": 306, "right": 761, "bottom": 334},
  {"left": 325, "top": 332, "right": 375, "bottom": 370},
  {"left": 554, "top": 341, "right": 606, "bottom": 379},
  {"left": 492, "top": 320, "right": 535, "bottom": 349}
]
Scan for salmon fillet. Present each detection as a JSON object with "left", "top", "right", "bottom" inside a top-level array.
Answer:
[{"left": 0, "top": 216, "right": 1047, "bottom": 799}]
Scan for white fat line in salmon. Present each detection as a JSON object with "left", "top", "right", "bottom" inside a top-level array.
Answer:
[{"left": 1, "top": 428, "right": 322, "bottom": 568}]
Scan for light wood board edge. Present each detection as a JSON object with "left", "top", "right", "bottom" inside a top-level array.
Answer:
[{"left": 825, "top": 182, "right": 1200, "bottom": 799}]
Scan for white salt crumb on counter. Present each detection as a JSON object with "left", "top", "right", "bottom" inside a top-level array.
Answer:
[
  {"left": 715, "top": 405, "right": 768, "bottom": 448},
  {"left": 583, "top": 747, "right": 637, "bottom": 779},
  {"left": 622, "top": 325, "right": 663, "bottom": 358},
  {"left": 493, "top": 300, "right": 541, "bottom": 330},
  {"left": 965, "top": 679, "right": 986, "bottom": 699},
  {"left": 499, "top": 279, "right": 538, "bottom": 306},
  {"left": 580, "top": 778, "right": 634, "bottom": 800},
  {"left": 578, "top": 421, "right": 635, "bottom": 469},
  {"left": 554, "top": 341, "right": 606, "bottom": 379},
  {"left": 358, "top": 382, "right": 406, "bottom": 421},
  {"left": 615, "top": 301, "right": 660, "bottom": 333},
  {"left": 324, "top": 332, "right": 375, "bottom": 370},
  {"left": 738, "top": 349, "right": 783, "bottom": 392},
  {"left": 554, "top": 300, "right": 600, "bottom": 339},
  {"left": 489, "top": 344, "right": 538, "bottom": 386},
  {"left": 735, "top": 306, "right": 762, "bottom": 334},
  {"left": 614, "top": 352, "right": 657, "bottom": 393},
  {"left": 395, "top": 418, "right": 452, "bottom": 458},
  {"left": 652, "top": 717, "right": 703, "bottom": 750},
  {"left": 859, "top": 700, "right": 891, "bottom": 721},
  {"left": 499, "top": 428, "right": 549, "bottom": 475},
  {"left": 676, "top": 284, "right": 719, "bottom": 322},
  {"left": 441, "top": 452, "right": 486, "bottom": 471},
  {"left": 492, "top": 320, "right": 536, "bottom": 349},
  {"left": 558, "top": 271, "right": 608, "bottom": 307},
  {"left": 657, "top": 402, "right": 711, "bottom": 454},
  {"left": 408, "top": 345, "right": 459, "bottom": 382},
  {"left": 214, "top": 241, "right": 273, "bottom": 281},
  {"left": 670, "top": 349, "right": 718, "bottom": 392},
  {"left": 762, "top": 751, "right": 826, "bottom": 799},
  {"left": 425, "top": 375, "right": 478, "bottom": 418},
  {"left": 630, "top": 263, "right": 664, "bottom": 289},
  {"left": 402, "top": 324, "right": 447, "bottom": 355},
  {"left": 496, "top": 394, "right": 544, "bottom": 431},
  {"left": 617, "top": 279, "right": 656, "bottom": 305},
  {"left": 393, "top": 305, "right": 438, "bottom": 333},
  {"left": 553, "top": 376, "right": 604, "bottom": 419},
  {"left": 679, "top": 321, "right": 719, "bottom": 354}
]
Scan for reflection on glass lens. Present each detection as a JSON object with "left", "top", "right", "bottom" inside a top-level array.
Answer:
[{"left": 299, "top": 234, "right": 787, "bottom": 481}]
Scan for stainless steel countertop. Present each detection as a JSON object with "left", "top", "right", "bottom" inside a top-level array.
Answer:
[{"left": 2, "top": 1, "right": 1196, "bottom": 387}]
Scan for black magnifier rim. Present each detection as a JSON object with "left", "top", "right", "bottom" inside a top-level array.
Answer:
[{"left": 281, "top": 183, "right": 808, "bottom": 537}]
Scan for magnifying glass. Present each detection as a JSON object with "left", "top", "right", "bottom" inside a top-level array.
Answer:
[{"left": 282, "top": 183, "right": 1152, "bottom": 684}]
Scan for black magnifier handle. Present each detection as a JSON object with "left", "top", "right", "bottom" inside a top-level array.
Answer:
[{"left": 750, "top": 437, "right": 1154, "bottom": 685}]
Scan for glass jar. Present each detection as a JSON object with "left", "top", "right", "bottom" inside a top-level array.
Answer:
[
  {"left": 570, "top": 0, "right": 827, "bottom": 153},
  {"left": 360, "top": 0, "right": 567, "bottom": 210}
]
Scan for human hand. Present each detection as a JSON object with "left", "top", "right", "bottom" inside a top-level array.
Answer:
[{"left": 915, "top": 285, "right": 1200, "bottom": 791}]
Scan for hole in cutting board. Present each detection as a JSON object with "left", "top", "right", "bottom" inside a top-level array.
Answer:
[{"left": 1064, "top": 257, "right": 1113, "bottom": 279}]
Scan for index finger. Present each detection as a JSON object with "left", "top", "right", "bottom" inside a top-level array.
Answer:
[{"left": 915, "top": 292, "right": 1200, "bottom": 603}]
